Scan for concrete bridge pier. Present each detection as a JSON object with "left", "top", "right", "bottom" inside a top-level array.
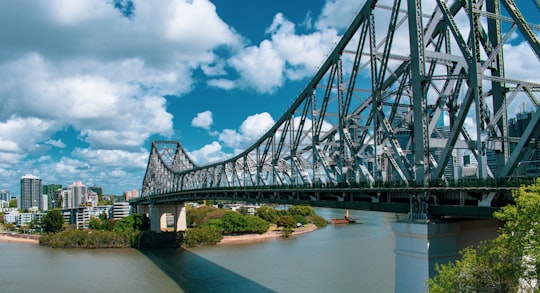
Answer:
[
  {"left": 148, "top": 203, "right": 187, "bottom": 233},
  {"left": 392, "top": 218, "right": 500, "bottom": 293}
]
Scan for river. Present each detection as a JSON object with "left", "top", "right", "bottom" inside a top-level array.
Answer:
[{"left": 0, "top": 208, "right": 396, "bottom": 293}]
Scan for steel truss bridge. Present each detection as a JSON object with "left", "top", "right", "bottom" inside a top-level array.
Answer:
[{"left": 134, "top": 0, "right": 540, "bottom": 219}]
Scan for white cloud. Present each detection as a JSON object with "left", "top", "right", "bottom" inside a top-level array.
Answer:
[
  {"left": 219, "top": 112, "right": 275, "bottom": 150},
  {"left": 229, "top": 40, "right": 285, "bottom": 93},
  {"left": 207, "top": 79, "right": 237, "bottom": 90},
  {"left": 316, "top": 0, "right": 365, "bottom": 31},
  {"left": 45, "top": 139, "right": 66, "bottom": 148},
  {"left": 225, "top": 11, "right": 340, "bottom": 93},
  {"left": 189, "top": 141, "right": 229, "bottom": 164},
  {"left": 267, "top": 13, "right": 338, "bottom": 80},
  {"left": 73, "top": 148, "right": 148, "bottom": 169},
  {"left": 239, "top": 112, "right": 275, "bottom": 140},
  {"left": 192, "top": 111, "right": 214, "bottom": 130},
  {"left": 189, "top": 112, "right": 276, "bottom": 164}
]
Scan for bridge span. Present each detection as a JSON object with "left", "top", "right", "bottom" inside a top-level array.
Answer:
[{"left": 131, "top": 0, "right": 539, "bottom": 292}]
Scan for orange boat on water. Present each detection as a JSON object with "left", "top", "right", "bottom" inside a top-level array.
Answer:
[{"left": 331, "top": 210, "right": 359, "bottom": 224}]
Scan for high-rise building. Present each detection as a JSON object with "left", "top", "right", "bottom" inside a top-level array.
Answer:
[
  {"left": 61, "top": 188, "right": 72, "bottom": 209},
  {"left": 69, "top": 182, "right": 87, "bottom": 208},
  {"left": 20, "top": 174, "right": 42, "bottom": 210},
  {"left": 42, "top": 184, "right": 62, "bottom": 209},
  {"left": 0, "top": 189, "right": 10, "bottom": 202}
]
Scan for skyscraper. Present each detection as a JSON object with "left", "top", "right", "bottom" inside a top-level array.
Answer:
[
  {"left": 0, "top": 189, "right": 10, "bottom": 202},
  {"left": 20, "top": 174, "right": 42, "bottom": 210},
  {"left": 69, "top": 181, "right": 87, "bottom": 208}
]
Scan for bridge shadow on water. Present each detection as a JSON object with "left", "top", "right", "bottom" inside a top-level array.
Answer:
[{"left": 138, "top": 248, "right": 276, "bottom": 293}]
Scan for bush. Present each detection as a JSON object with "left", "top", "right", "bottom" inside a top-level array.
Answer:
[
  {"left": 288, "top": 205, "right": 315, "bottom": 217},
  {"left": 277, "top": 215, "right": 297, "bottom": 229},
  {"left": 256, "top": 206, "right": 278, "bottom": 223},
  {"left": 309, "top": 215, "right": 328, "bottom": 228},
  {"left": 293, "top": 214, "right": 308, "bottom": 225},
  {"left": 183, "top": 226, "right": 223, "bottom": 247},
  {"left": 39, "top": 229, "right": 136, "bottom": 248}
]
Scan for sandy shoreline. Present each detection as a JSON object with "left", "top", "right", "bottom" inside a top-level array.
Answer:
[
  {"left": 218, "top": 224, "right": 318, "bottom": 244},
  {"left": 0, "top": 233, "right": 40, "bottom": 245}
]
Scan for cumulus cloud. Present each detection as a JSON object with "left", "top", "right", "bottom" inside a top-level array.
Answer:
[
  {"left": 219, "top": 112, "right": 275, "bottom": 150},
  {"left": 0, "top": 0, "right": 244, "bottom": 194},
  {"left": 212, "top": 12, "right": 339, "bottom": 93},
  {"left": 73, "top": 148, "right": 148, "bottom": 169},
  {"left": 45, "top": 139, "right": 66, "bottom": 148},
  {"left": 192, "top": 111, "right": 214, "bottom": 130},
  {"left": 189, "top": 112, "right": 276, "bottom": 164},
  {"left": 189, "top": 141, "right": 229, "bottom": 164}
]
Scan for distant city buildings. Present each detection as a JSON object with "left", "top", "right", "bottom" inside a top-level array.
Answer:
[
  {"left": 0, "top": 189, "right": 10, "bottom": 209},
  {"left": 20, "top": 174, "right": 42, "bottom": 211},
  {"left": 42, "top": 184, "right": 62, "bottom": 209},
  {"left": 112, "top": 202, "right": 131, "bottom": 220},
  {"left": 89, "top": 186, "right": 103, "bottom": 196},
  {"left": 124, "top": 189, "right": 139, "bottom": 201}
]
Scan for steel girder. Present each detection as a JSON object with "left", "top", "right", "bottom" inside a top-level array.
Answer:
[{"left": 141, "top": 0, "right": 540, "bottom": 197}]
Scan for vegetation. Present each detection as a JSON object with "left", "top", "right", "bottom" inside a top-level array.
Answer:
[
  {"left": 38, "top": 203, "right": 327, "bottom": 249},
  {"left": 8, "top": 199, "right": 17, "bottom": 208},
  {"left": 182, "top": 226, "right": 223, "bottom": 247},
  {"left": 256, "top": 206, "right": 278, "bottom": 223},
  {"left": 428, "top": 180, "right": 540, "bottom": 292},
  {"left": 39, "top": 214, "right": 155, "bottom": 249},
  {"left": 276, "top": 215, "right": 297, "bottom": 229},
  {"left": 39, "top": 229, "right": 136, "bottom": 248},
  {"left": 42, "top": 209, "right": 65, "bottom": 233},
  {"left": 187, "top": 205, "right": 225, "bottom": 227},
  {"left": 182, "top": 204, "right": 328, "bottom": 247}
]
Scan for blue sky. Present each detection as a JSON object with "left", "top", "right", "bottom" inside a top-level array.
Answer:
[{"left": 0, "top": 0, "right": 538, "bottom": 196}]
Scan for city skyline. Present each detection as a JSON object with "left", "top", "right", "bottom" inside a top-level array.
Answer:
[{"left": 0, "top": 0, "right": 538, "bottom": 195}]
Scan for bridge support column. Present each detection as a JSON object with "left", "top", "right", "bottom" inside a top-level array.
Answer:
[
  {"left": 149, "top": 204, "right": 162, "bottom": 232},
  {"left": 148, "top": 203, "right": 187, "bottom": 232},
  {"left": 392, "top": 218, "right": 500, "bottom": 293}
]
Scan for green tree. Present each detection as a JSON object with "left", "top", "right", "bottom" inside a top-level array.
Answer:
[
  {"left": 256, "top": 206, "right": 278, "bottom": 223},
  {"left": 428, "top": 180, "right": 540, "bottom": 292},
  {"left": 293, "top": 214, "right": 307, "bottom": 225},
  {"left": 8, "top": 199, "right": 17, "bottom": 208},
  {"left": 277, "top": 215, "right": 297, "bottom": 229},
  {"left": 245, "top": 216, "right": 270, "bottom": 234},
  {"left": 42, "top": 209, "right": 64, "bottom": 233},
  {"left": 183, "top": 226, "right": 223, "bottom": 247},
  {"left": 288, "top": 205, "right": 315, "bottom": 217},
  {"left": 88, "top": 217, "right": 104, "bottom": 230},
  {"left": 220, "top": 212, "right": 249, "bottom": 234},
  {"left": 114, "top": 214, "right": 149, "bottom": 233},
  {"left": 309, "top": 215, "right": 328, "bottom": 228},
  {"left": 98, "top": 212, "right": 108, "bottom": 221}
]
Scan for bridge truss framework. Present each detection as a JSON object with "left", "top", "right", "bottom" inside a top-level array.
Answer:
[{"left": 140, "top": 0, "right": 540, "bottom": 213}]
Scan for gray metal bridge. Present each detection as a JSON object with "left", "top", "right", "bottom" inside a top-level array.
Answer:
[{"left": 133, "top": 0, "right": 540, "bottom": 219}]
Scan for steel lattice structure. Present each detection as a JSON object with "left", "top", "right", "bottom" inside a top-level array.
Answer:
[{"left": 141, "top": 0, "right": 540, "bottom": 201}]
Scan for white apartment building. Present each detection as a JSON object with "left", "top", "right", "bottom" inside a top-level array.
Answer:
[{"left": 112, "top": 202, "right": 130, "bottom": 220}]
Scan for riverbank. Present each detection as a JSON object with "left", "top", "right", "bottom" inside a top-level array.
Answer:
[
  {"left": 0, "top": 232, "right": 40, "bottom": 245},
  {"left": 218, "top": 223, "right": 318, "bottom": 244},
  {"left": 0, "top": 223, "right": 319, "bottom": 246}
]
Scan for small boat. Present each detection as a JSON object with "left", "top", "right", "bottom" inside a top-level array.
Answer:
[{"left": 331, "top": 210, "right": 360, "bottom": 224}]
